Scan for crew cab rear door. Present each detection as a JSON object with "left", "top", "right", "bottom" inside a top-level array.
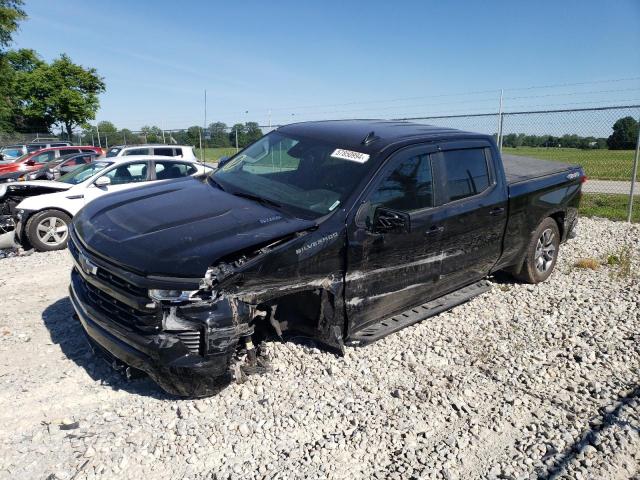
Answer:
[
  {"left": 430, "top": 140, "right": 507, "bottom": 295},
  {"left": 345, "top": 144, "right": 444, "bottom": 335}
]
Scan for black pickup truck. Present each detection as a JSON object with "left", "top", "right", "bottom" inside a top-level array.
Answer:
[{"left": 68, "top": 120, "right": 584, "bottom": 396}]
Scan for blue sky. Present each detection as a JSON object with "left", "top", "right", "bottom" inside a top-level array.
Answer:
[{"left": 13, "top": 0, "right": 640, "bottom": 130}]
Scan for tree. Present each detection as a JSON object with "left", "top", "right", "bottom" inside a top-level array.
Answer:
[
  {"left": 607, "top": 116, "right": 638, "bottom": 150},
  {"left": 229, "top": 123, "right": 246, "bottom": 147},
  {"left": 140, "top": 125, "right": 163, "bottom": 143},
  {"left": 0, "top": 0, "right": 29, "bottom": 130},
  {"left": 17, "top": 54, "right": 105, "bottom": 137},
  {"left": 0, "top": 0, "right": 25, "bottom": 49},
  {"left": 245, "top": 122, "right": 263, "bottom": 144},
  {"left": 1, "top": 48, "right": 44, "bottom": 131},
  {"left": 208, "top": 121, "right": 230, "bottom": 147}
]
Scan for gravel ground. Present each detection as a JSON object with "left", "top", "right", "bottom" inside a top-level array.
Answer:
[{"left": 0, "top": 217, "right": 638, "bottom": 480}]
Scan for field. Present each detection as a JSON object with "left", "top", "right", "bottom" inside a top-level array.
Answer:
[
  {"left": 200, "top": 147, "right": 238, "bottom": 163},
  {"left": 503, "top": 147, "right": 637, "bottom": 181}
]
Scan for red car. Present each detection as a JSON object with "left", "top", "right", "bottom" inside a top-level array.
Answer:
[{"left": 0, "top": 146, "right": 103, "bottom": 175}]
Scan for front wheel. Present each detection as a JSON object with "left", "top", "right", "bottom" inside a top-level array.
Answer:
[
  {"left": 516, "top": 217, "right": 560, "bottom": 284},
  {"left": 25, "top": 210, "right": 71, "bottom": 251}
]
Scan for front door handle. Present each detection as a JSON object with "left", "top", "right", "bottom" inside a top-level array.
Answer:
[
  {"left": 489, "top": 207, "right": 505, "bottom": 216},
  {"left": 425, "top": 225, "right": 444, "bottom": 236}
]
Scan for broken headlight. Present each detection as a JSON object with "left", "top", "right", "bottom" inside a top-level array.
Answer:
[{"left": 148, "top": 289, "right": 198, "bottom": 302}]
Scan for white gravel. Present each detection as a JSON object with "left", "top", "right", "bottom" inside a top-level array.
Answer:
[{"left": 0, "top": 217, "right": 638, "bottom": 480}]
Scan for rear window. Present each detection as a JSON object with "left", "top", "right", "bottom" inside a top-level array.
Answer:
[
  {"left": 27, "top": 145, "right": 45, "bottom": 153},
  {"left": 106, "top": 148, "right": 121, "bottom": 157},
  {"left": 440, "top": 148, "right": 491, "bottom": 202}
]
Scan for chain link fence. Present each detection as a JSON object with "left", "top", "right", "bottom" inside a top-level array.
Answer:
[
  {"left": 1, "top": 106, "right": 639, "bottom": 221},
  {"left": 397, "top": 105, "right": 640, "bottom": 222}
]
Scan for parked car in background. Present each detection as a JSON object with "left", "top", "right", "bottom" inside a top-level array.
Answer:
[
  {"left": 0, "top": 152, "right": 100, "bottom": 183},
  {"left": 0, "top": 145, "right": 29, "bottom": 162},
  {"left": 105, "top": 144, "right": 198, "bottom": 160},
  {"left": 9, "top": 156, "right": 212, "bottom": 251},
  {"left": 0, "top": 141, "right": 73, "bottom": 161},
  {"left": 0, "top": 146, "right": 102, "bottom": 180}
]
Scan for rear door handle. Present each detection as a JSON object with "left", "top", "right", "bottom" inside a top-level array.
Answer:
[
  {"left": 425, "top": 225, "right": 444, "bottom": 236},
  {"left": 489, "top": 207, "right": 505, "bottom": 216}
]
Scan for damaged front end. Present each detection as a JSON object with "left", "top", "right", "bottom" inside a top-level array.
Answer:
[{"left": 68, "top": 225, "right": 345, "bottom": 397}]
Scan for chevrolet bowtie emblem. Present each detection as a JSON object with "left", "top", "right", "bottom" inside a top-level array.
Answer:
[{"left": 78, "top": 251, "right": 98, "bottom": 276}]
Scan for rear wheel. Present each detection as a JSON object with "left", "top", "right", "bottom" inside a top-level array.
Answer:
[
  {"left": 25, "top": 210, "right": 71, "bottom": 251},
  {"left": 515, "top": 217, "right": 560, "bottom": 284}
]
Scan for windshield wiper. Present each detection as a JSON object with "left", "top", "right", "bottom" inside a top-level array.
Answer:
[{"left": 230, "top": 190, "right": 282, "bottom": 209}]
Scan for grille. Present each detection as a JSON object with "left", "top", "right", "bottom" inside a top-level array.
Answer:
[
  {"left": 175, "top": 331, "right": 202, "bottom": 355},
  {"left": 95, "top": 267, "right": 147, "bottom": 298},
  {"left": 78, "top": 270, "right": 159, "bottom": 330}
]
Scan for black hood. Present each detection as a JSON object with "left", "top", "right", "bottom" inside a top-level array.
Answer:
[{"left": 73, "top": 177, "right": 316, "bottom": 278}]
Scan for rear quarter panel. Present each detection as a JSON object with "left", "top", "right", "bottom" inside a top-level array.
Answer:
[{"left": 495, "top": 169, "right": 582, "bottom": 271}]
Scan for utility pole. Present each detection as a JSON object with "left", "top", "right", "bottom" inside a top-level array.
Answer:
[
  {"left": 627, "top": 118, "right": 640, "bottom": 222},
  {"left": 497, "top": 89, "right": 504, "bottom": 153},
  {"left": 204, "top": 90, "right": 208, "bottom": 152},
  {"left": 96, "top": 125, "right": 102, "bottom": 148},
  {"left": 235, "top": 128, "right": 239, "bottom": 152}
]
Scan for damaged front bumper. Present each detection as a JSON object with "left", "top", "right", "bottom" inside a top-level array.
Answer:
[
  {"left": 0, "top": 215, "right": 16, "bottom": 249},
  {"left": 68, "top": 235, "right": 253, "bottom": 397}
]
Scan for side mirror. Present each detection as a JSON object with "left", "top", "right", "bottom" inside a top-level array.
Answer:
[
  {"left": 373, "top": 207, "right": 410, "bottom": 234},
  {"left": 217, "top": 156, "right": 230, "bottom": 168},
  {"left": 25, "top": 159, "right": 35, "bottom": 166},
  {"left": 94, "top": 176, "right": 111, "bottom": 188}
]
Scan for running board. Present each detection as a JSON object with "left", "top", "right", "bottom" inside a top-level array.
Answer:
[{"left": 347, "top": 280, "right": 491, "bottom": 346}]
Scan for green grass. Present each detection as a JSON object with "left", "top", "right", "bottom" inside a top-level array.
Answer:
[
  {"left": 200, "top": 147, "right": 238, "bottom": 163},
  {"left": 580, "top": 193, "right": 639, "bottom": 222},
  {"left": 503, "top": 147, "right": 637, "bottom": 181}
]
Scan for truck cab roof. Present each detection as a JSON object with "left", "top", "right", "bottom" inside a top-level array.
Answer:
[{"left": 278, "top": 119, "right": 487, "bottom": 154}]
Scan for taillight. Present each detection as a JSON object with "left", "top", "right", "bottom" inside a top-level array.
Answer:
[{"left": 581, "top": 175, "right": 588, "bottom": 183}]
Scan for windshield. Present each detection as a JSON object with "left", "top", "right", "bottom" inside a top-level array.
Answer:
[
  {"left": 1, "top": 147, "right": 23, "bottom": 159},
  {"left": 212, "top": 131, "right": 375, "bottom": 218},
  {"left": 57, "top": 161, "right": 112, "bottom": 184},
  {"left": 27, "top": 145, "right": 47, "bottom": 153}
]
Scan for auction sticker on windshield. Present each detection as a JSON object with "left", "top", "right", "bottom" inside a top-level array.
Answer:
[{"left": 331, "top": 149, "right": 370, "bottom": 163}]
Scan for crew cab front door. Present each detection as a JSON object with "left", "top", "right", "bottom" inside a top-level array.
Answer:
[{"left": 345, "top": 144, "right": 444, "bottom": 335}]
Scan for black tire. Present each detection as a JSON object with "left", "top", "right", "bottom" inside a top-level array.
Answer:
[
  {"left": 515, "top": 217, "right": 560, "bottom": 284},
  {"left": 25, "top": 210, "right": 71, "bottom": 252}
]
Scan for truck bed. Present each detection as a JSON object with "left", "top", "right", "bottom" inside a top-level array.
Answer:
[{"left": 502, "top": 154, "right": 578, "bottom": 184}]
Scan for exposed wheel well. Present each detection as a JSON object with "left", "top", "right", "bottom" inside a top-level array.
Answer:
[{"left": 549, "top": 211, "right": 565, "bottom": 240}]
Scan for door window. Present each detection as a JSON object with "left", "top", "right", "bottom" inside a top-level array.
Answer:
[
  {"left": 154, "top": 161, "right": 197, "bottom": 180},
  {"left": 440, "top": 149, "right": 491, "bottom": 201},
  {"left": 370, "top": 154, "right": 433, "bottom": 212},
  {"left": 101, "top": 162, "right": 148, "bottom": 185},
  {"left": 153, "top": 147, "right": 175, "bottom": 156},
  {"left": 60, "top": 149, "right": 80, "bottom": 155},
  {"left": 123, "top": 148, "right": 150, "bottom": 156},
  {"left": 31, "top": 151, "right": 56, "bottom": 163}
]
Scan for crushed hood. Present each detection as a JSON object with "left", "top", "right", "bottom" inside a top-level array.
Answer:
[
  {"left": 0, "top": 180, "right": 72, "bottom": 199},
  {"left": 73, "top": 177, "right": 316, "bottom": 278}
]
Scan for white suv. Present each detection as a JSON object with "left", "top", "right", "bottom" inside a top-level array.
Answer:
[
  {"left": 106, "top": 144, "right": 198, "bottom": 160},
  {"left": 12, "top": 156, "right": 211, "bottom": 251}
]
